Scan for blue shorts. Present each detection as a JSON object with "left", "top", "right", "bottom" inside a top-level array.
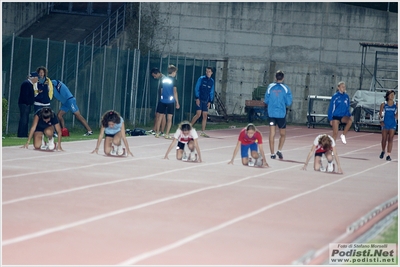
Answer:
[
  {"left": 196, "top": 101, "right": 209, "bottom": 112},
  {"left": 240, "top": 143, "right": 258, "bottom": 158},
  {"left": 60, "top": 97, "right": 79, "bottom": 113},
  {"left": 382, "top": 121, "right": 397, "bottom": 130}
]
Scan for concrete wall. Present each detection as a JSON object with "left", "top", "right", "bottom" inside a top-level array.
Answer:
[
  {"left": 2, "top": 2, "right": 48, "bottom": 36},
  {"left": 149, "top": 2, "right": 398, "bottom": 122}
]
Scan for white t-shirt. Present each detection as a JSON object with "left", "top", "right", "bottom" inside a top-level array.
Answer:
[{"left": 174, "top": 128, "right": 198, "bottom": 143}]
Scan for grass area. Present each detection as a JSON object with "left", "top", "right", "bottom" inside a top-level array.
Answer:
[
  {"left": 1, "top": 120, "right": 260, "bottom": 147},
  {"left": 369, "top": 216, "right": 398, "bottom": 244},
  {"left": 344, "top": 216, "right": 398, "bottom": 265}
]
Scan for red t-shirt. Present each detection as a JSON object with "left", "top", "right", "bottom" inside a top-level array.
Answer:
[{"left": 238, "top": 128, "right": 263, "bottom": 145}]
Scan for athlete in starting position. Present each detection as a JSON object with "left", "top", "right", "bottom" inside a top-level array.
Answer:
[
  {"left": 228, "top": 123, "right": 269, "bottom": 167},
  {"left": 92, "top": 110, "right": 133, "bottom": 157},
  {"left": 21, "top": 107, "right": 63, "bottom": 151},
  {"left": 163, "top": 121, "right": 202, "bottom": 162},
  {"left": 301, "top": 134, "right": 343, "bottom": 174}
]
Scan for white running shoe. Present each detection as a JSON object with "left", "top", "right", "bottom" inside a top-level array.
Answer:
[
  {"left": 40, "top": 144, "right": 48, "bottom": 150},
  {"left": 340, "top": 134, "right": 347, "bottom": 144},
  {"left": 327, "top": 162, "right": 333, "bottom": 172},
  {"left": 248, "top": 158, "right": 255, "bottom": 167},
  {"left": 189, "top": 152, "right": 197, "bottom": 161},
  {"left": 110, "top": 146, "right": 117, "bottom": 156},
  {"left": 48, "top": 138, "right": 55, "bottom": 150},
  {"left": 116, "top": 145, "right": 124, "bottom": 156},
  {"left": 319, "top": 166, "right": 326, "bottom": 172},
  {"left": 182, "top": 152, "right": 188, "bottom": 161}
]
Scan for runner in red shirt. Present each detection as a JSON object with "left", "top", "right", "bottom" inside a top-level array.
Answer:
[{"left": 228, "top": 123, "right": 269, "bottom": 167}]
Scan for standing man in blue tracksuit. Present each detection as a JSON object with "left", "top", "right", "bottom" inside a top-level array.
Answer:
[
  {"left": 190, "top": 67, "right": 215, "bottom": 138},
  {"left": 264, "top": 70, "right": 293, "bottom": 159},
  {"left": 51, "top": 80, "right": 93, "bottom": 136},
  {"left": 327, "top": 81, "right": 352, "bottom": 144}
]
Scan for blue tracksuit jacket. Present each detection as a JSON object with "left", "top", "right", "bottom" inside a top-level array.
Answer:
[
  {"left": 264, "top": 82, "right": 293, "bottom": 118},
  {"left": 328, "top": 91, "right": 351, "bottom": 121}
]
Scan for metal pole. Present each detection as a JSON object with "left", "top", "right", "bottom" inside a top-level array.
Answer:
[
  {"left": 86, "top": 42, "right": 95, "bottom": 123},
  {"left": 58, "top": 40, "right": 66, "bottom": 111},
  {"left": 144, "top": 51, "right": 151, "bottom": 125},
  {"left": 129, "top": 50, "right": 136, "bottom": 123},
  {"left": 28, "top": 35, "right": 33, "bottom": 74},
  {"left": 6, "top": 33, "right": 15, "bottom": 134},
  {"left": 157, "top": 55, "right": 163, "bottom": 103},
  {"left": 112, "top": 46, "right": 120, "bottom": 110},
  {"left": 99, "top": 46, "right": 107, "bottom": 126},
  {"left": 108, "top": 18, "right": 111, "bottom": 46},
  {"left": 133, "top": 50, "right": 141, "bottom": 126},
  {"left": 73, "top": 42, "right": 80, "bottom": 128},
  {"left": 46, "top": 38, "right": 50, "bottom": 69},
  {"left": 115, "top": 9, "right": 119, "bottom": 39},
  {"left": 123, "top": 48, "right": 130, "bottom": 118},
  {"left": 140, "top": 53, "right": 150, "bottom": 125},
  {"left": 181, "top": 56, "right": 187, "bottom": 120},
  {"left": 137, "top": 3, "right": 141, "bottom": 50},
  {"left": 100, "top": 25, "right": 103, "bottom": 47},
  {"left": 173, "top": 55, "right": 178, "bottom": 125},
  {"left": 189, "top": 58, "right": 196, "bottom": 119},
  {"left": 122, "top": 4, "right": 126, "bottom": 32}
]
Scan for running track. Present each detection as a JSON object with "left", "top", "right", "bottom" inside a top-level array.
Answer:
[{"left": 2, "top": 126, "right": 398, "bottom": 265}]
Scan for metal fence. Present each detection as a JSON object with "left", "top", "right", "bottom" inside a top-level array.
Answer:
[{"left": 2, "top": 34, "right": 217, "bottom": 134}]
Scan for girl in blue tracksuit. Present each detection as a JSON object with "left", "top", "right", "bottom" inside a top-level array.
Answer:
[
  {"left": 327, "top": 81, "right": 352, "bottom": 144},
  {"left": 379, "top": 90, "right": 397, "bottom": 161},
  {"left": 264, "top": 70, "right": 292, "bottom": 160}
]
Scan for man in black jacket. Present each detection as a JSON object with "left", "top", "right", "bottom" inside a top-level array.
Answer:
[{"left": 17, "top": 72, "right": 37, "bottom": 137}]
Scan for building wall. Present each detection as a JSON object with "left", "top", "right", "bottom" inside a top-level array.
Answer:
[
  {"left": 2, "top": 2, "right": 48, "bottom": 36},
  {"left": 150, "top": 2, "right": 398, "bottom": 122}
]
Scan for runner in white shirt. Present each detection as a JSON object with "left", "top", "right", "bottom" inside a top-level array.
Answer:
[
  {"left": 163, "top": 121, "right": 202, "bottom": 162},
  {"left": 301, "top": 134, "right": 343, "bottom": 173}
]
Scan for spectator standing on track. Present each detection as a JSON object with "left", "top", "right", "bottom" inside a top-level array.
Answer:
[
  {"left": 228, "top": 123, "right": 269, "bottom": 167},
  {"left": 51, "top": 80, "right": 93, "bottom": 136},
  {"left": 190, "top": 66, "right": 215, "bottom": 138},
  {"left": 163, "top": 121, "right": 202, "bottom": 162},
  {"left": 17, "top": 72, "right": 36, "bottom": 137},
  {"left": 378, "top": 90, "right": 397, "bottom": 161},
  {"left": 327, "top": 81, "right": 352, "bottom": 144},
  {"left": 154, "top": 65, "right": 180, "bottom": 139},
  {"left": 147, "top": 68, "right": 166, "bottom": 136},
  {"left": 33, "top": 66, "right": 53, "bottom": 112},
  {"left": 301, "top": 134, "right": 343, "bottom": 174},
  {"left": 91, "top": 110, "right": 133, "bottom": 157},
  {"left": 21, "top": 107, "right": 62, "bottom": 151},
  {"left": 264, "top": 70, "right": 292, "bottom": 160}
]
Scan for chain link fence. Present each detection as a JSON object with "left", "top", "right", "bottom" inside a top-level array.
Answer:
[{"left": 2, "top": 34, "right": 217, "bottom": 134}]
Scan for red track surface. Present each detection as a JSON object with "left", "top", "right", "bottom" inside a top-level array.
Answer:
[{"left": 2, "top": 126, "right": 398, "bottom": 265}]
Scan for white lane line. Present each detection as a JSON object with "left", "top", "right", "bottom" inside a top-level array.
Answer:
[
  {"left": 2, "top": 159, "right": 226, "bottom": 205},
  {"left": 0, "top": 127, "right": 317, "bottom": 162},
  {"left": 118, "top": 162, "right": 391, "bottom": 265},
  {"left": 2, "top": 164, "right": 300, "bottom": 246},
  {"left": 2, "top": 145, "right": 233, "bottom": 179},
  {"left": 3, "top": 137, "right": 384, "bottom": 205},
  {"left": 2, "top": 131, "right": 322, "bottom": 178}
]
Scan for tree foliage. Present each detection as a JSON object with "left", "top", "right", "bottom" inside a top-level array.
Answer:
[{"left": 125, "top": 3, "right": 171, "bottom": 54}]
